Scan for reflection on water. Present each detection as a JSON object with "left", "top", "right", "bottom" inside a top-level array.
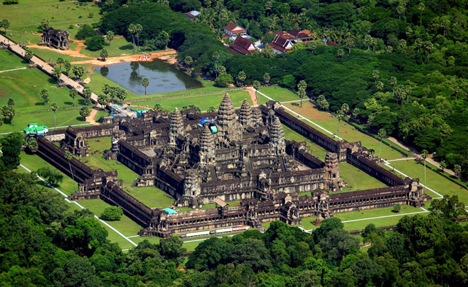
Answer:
[{"left": 95, "top": 60, "right": 202, "bottom": 95}]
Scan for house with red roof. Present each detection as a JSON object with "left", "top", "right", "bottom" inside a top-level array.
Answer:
[
  {"left": 268, "top": 34, "right": 294, "bottom": 54},
  {"left": 224, "top": 23, "right": 247, "bottom": 37},
  {"left": 227, "top": 36, "right": 256, "bottom": 55}
]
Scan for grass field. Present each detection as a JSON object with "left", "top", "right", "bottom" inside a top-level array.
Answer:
[
  {"left": 0, "top": 49, "right": 28, "bottom": 70},
  {"left": 257, "top": 86, "right": 300, "bottom": 103},
  {"left": 0, "top": 0, "right": 100, "bottom": 44},
  {"left": 389, "top": 160, "right": 468, "bottom": 203},
  {"left": 283, "top": 125, "right": 329, "bottom": 160},
  {"left": 338, "top": 162, "right": 387, "bottom": 192},
  {"left": 280, "top": 101, "right": 404, "bottom": 161}
]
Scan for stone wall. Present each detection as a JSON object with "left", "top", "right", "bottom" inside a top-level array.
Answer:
[{"left": 346, "top": 150, "right": 405, "bottom": 186}]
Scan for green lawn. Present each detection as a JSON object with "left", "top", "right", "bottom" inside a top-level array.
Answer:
[
  {"left": 29, "top": 47, "right": 87, "bottom": 63},
  {"left": 0, "top": 49, "right": 28, "bottom": 70},
  {"left": 338, "top": 162, "right": 388, "bottom": 192},
  {"left": 257, "top": 86, "right": 300, "bottom": 104},
  {"left": 389, "top": 160, "right": 468, "bottom": 203},
  {"left": 281, "top": 101, "right": 404, "bottom": 161},
  {"left": 283, "top": 125, "right": 329, "bottom": 160},
  {"left": 335, "top": 205, "right": 428, "bottom": 231},
  {"left": 299, "top": 216, "right": 318, "bottom": 230},
  {"left": 0, "top": 0, "right": 101, "bottom": 44}
]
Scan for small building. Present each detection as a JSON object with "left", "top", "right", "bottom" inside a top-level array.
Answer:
[
  {"left": 183, "top": 10, "right": 200, "bottom": 21},
  {"left": 39, "top": 27, "right": 70, "bottom": 50},
  {"left": 23, "top": 123, "right": 49, "bottom": 136},
  {"left": 269, "top": 34, "right": 294, "bottom": 54},
  {"left": 288, "top": 29, "right": 314, "bottom": 42},
  {"left": 224, "top": 23, "right": 247, "bottom": 37},
  {"left": 227, "top": 36, "right": 256, "bottom": 55}
]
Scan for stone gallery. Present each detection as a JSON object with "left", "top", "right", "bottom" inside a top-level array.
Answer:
[{"left": 35, "top": 94, "right": 429, "bottom": 237}]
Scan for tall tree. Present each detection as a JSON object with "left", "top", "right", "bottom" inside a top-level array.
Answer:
[
  {"left": 56, "top": 57, "right": 64, "bottom": 71},
  {"left": 106, "top": 31, "right": 114, "bottom": 46},
  {"left": 53, "top": 67, "right": 62, "bottom": 86},
  {"left": 135, "top": 24, "right": 143, "bottom": 53},
  {"left": 237, "top": 71, "right": 246, "bottom": 87},
  {"left": 51, "top": 102, "right": 58, "bottom": 130},
  {"left": 1, "top": 19, "right": 9, "bottom": 33},
  {"left": 80, "top": 106, "right": 91, "bottom": 121},
  {"left": 454, "top": 164, "right": 462, "bottom": 179},
  {"left": 40, "top": 89, "right": 49, "bottom": 105},
  {"left": 372, "top": 70, "right": 379, "bottom": 83},
  {"left": 263, "top": 73, "right": 270, "bottom": 85},
  {"left": 341, "top": 103, "right": 349, "bottom": 114},
  {"left": 335, "top": 110, "right": 344, "bottom": 138},
  {"left": 184, "top": 56, "right": 193, "bottom": 68},
  {"left": 97, "top": 94, "right": 108, "bottom": 107},
  {"left": 7, "top": 98, "right": 14, "bottom": 107},
  {"left": 69, "top": 88, "right": 78, "bottom": 106},
  {"left": 297, "top": 80, "right": 307, "bottom": 107},
  {"left": 253, "top": 80, "right": 261, "bottom": 104},
  {"left": 378, "top": 128, "right": 386, "bottom": 158},
  {"left": 418, "top": 2, "right": 425, "bottom": 26},
  {"left": 100, "top": 48, "right": 108, "bottom": 61},
  {"left": 141, "top": 77, "right": 149, "bottom": 94},
  {"left": 128, "top": 23, "right": 137, "bottom": 54}
]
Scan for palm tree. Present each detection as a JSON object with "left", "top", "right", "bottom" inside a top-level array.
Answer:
[
  {"left": 24, "top": 49, "right": 34, "bottom": 63},
  {"left": 418, "top": 2, "right": 425, "bottom": 26},
  {"left": 135, "top": 24, "right": 143, "bottom": 53},
  {"left": 421, "top": 149, "right": 428, "bottom": 185},
  {"left": 128, "top": 23, "right": 137, "bottom": 54},
  {"left": 352, "top": 108, "right": 360, "bottom": 119},
  {"left": 102, "top": 84, "right": 110, "bottom": 96},
  {"left": 344, "top": 37, "right": 355, "bottom": 55},
  {"left": 297, "top": 88, "right": 306, "bottom": 108},
  {"left": 337, "top": 49, "right": 344, "bottom": 58},
  {"left": 83, "top": 87, "right": 92, "bottom": 103},
  {"left": 184, "top": 56, "right": 193, "bottom": 68},
  {"left": 376, "top": 81, "right": 384, "bottom": 91},
  {"left": 297, "top": 80, "right": 307, "bottom": 107},
  {"left": 80, "top": 106, "right": 91, "bottom": 121},
  {"left": 53, "top": 67, "right": 62, "bottom": 86},
  {"left": 69, "top": 88, "right": 78, "bottom": 106},
  {"left": 440, "top": 160, "right": 447, "bottom": 173},
  {"left": 396, "top": 5, "right": 405, "bottom": 20},
  {"left": 237, "top": 71, "right": 246, "bottom": 87},
  {"left": 390, "top": 77, "right": 397, "bottom": 94},
  {"left": 341, "top": 103, "right": 349, "bottom": 114},
  {"left": 56, "top": 57, "right": 64, "bottom": 71},
  {"left": 263, "top": 73, "right": 270, "bottom": 85},
  {"left": 98, "top": 94, "right": 108, "bottom": 107},
  {"left": 335, "top": 110, "right": 344, "bottom": 138},
  {"left": 40, "top": 89, "right": 49, "bottom": 105},
  {"left": 51, "top": 102, "right": 58, "bottom": 130},
  {"left": 142, "top": 77, "right": 149, "bottom": 94},
  {"left": 364, "top": 35, "right": 372, "bottom": 51},
  {"left": 64, "top": 151, "right": 76, "bottom": 192},
  {"left": 372, "top": 70, "right": 379, "bottom": 83},
  {"left": 378, "top": 128, "right": 386, "bottom": 158}
]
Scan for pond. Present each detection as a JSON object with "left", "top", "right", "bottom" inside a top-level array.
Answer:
[{"left": 95, "top": 60, "right": 202, "bottom": 95}]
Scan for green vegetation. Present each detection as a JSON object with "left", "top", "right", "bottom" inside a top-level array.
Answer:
[
  {"left": 100, "top": 206, "right": 123, "bottom": 221},
  {"left": 338, "top": 162, "right": 387, "bottom": 192},
  {"left": 0, "top": 49, "right": 27, "bottom": 70}
]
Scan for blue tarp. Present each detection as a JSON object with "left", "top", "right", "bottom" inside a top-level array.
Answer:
[
  {"left": 200, "top": 118, "right": 214, "bottom": 124},
  {"left": 162, "top": 208, "right": 178, "bottom": 215}
]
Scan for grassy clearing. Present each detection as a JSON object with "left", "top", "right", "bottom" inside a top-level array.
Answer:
[
  {"left": 299, "top": 216, "right": 318, "bottom": 230},
  {"left": 0, "top": 49, "right": 28, "bottom": 70},
  {"left": 29, "top": 47, "right": 86, "bottom": 63},
  {"left": 282, "top": 101, "right": 403, "bottom": 161},
  {"left": 257, "top": 86, "right": 299, "bottom": 103},
  {"left": 283, "top": 125, "right": 329, "bottom": 160},
  {"left": 389, "top": 160, "right": 468, "bottom": 203},
  {"left": 338, "top": 162, "right": 388, "bottom": 192},
  {"left": 0, "top": 0, "right": 100, "bottom": 44},
  {"left": 76, "top": 199, "right": 143, "bottom": 236}
]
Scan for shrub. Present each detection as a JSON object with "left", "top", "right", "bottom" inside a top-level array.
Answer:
[
  {"left": 75, "top": 24, "right": 96, "bottom": 40},
  {"left": 100, "top": 206, "right": 123, "bottom": 221},
  {"left": 3, "top": 0, "right": 19, "bottom": 4},
  {"left": 84, "top": 35, "right": 106, "bottom": 51},
  {"left": 214, "top": 73, "right": 233, "bottom": 87},
  {"left": 36, "top": 167, "right": 63, "bottom": 186}
]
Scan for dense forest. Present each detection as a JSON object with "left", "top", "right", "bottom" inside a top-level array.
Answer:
[
  {"left": 99, "top": 0, "right": 468, "bottom": 177},
  {"left": 1, "top": 132, "right": 468, "bottom": 286}
]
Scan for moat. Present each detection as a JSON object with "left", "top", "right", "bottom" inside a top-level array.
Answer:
[{"left": 95, "top": 60, "right": 202, "bottom": 95}]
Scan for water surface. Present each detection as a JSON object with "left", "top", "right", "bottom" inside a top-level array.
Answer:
[{"left": 95, "top": 60, "right": 202, "bottom": 95}]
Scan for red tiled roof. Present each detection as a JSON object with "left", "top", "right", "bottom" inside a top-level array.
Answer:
[
  {"left": 226, "top": 46, "right": 243, "bottom": 55},
  {"left": 289, "top": 29, "right": 300, "bottom": 36},
  {"left": 227, "top": 37, "right": 255, "bottom": 55},
  {"left": 225, "top": 23, "right": 246, "bottom": 33},
  {"left": 327, "top": 41, "right": 338, "bottom": 46}
]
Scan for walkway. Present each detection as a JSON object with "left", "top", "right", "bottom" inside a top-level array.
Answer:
[
  {"left": 246, "top": 87, "right": 258, "bottom": 106},
  {"left": 0, "top": 67, "right": 27, "bottom": 73},
  {"left": 85, "top": 107, "right": 100, "bottom": 125},
  {"left": 1, "top": 34, "right": 100, "bottom": 104}
]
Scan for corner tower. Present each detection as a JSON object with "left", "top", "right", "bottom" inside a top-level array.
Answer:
[
  {"left": 269, "top": 116, "right": 285, "bottom": 154},
  {"left": 168, "top": 107, "right": 184, "bottom": 146}
]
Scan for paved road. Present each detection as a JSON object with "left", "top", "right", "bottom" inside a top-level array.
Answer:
[
  {"left": 0, "top": 34, "right": 99, "bottom": 104},
  {"left": 0, "top": 67, "right": 27, "bottom": 73}
]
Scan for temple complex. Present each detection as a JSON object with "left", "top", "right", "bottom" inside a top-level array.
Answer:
[
  {"left": 35, "top": 94, "right": 429, "bottom": 237},
  {"left": 39, "top": 27, "right": 70, "bottom": 50}
]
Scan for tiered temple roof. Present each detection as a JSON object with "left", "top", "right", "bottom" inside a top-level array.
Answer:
[{"left": 239, "top": 99, "right": 252, "bottom": 127}]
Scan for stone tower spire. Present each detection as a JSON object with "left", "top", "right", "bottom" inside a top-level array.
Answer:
[
  {"left": 199, "top": 125, "right": 216, "bottom": 166},
  {"left": 324, "top": 152, "right": 345, "bottom": 191},
  {"left": 270, "top": 116, "right": 285, "bottom": 154},
  {"left": 216, "top": 93, "right": 236, "bottom": 128},
  {"left": 168, "top": 107, "right": 184, "bottom": 146},
  {"left": 239, "top": 99, "right": 252, "bottom": 127}
]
